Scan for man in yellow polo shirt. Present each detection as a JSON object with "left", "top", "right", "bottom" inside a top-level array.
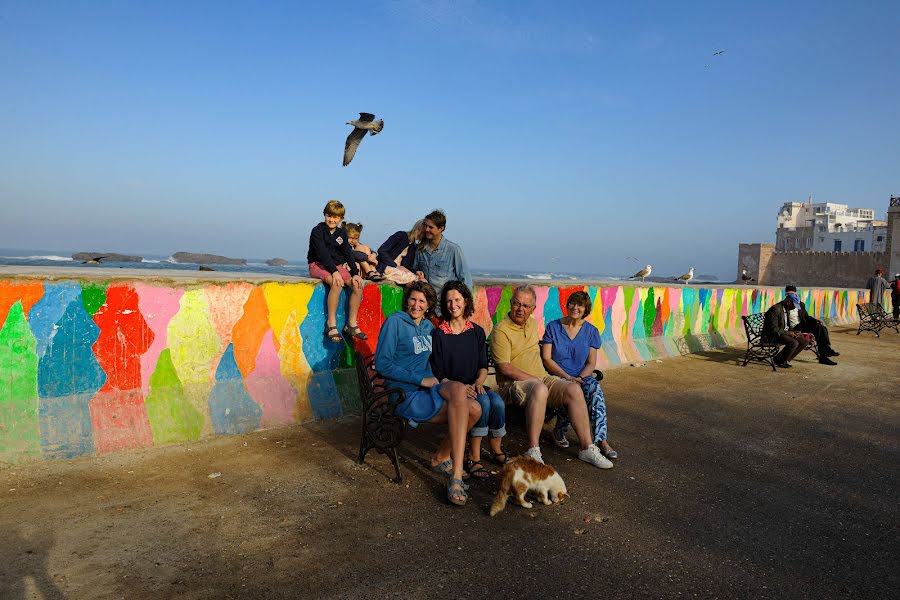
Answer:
[{"left": 491, "top": 285, "right": 612, "bottom": 468}]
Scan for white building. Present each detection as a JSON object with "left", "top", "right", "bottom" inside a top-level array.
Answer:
[{"left": 775, "top": 200, "right": 887, "bottom": 252}]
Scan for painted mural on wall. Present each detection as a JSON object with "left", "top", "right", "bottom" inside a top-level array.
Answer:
[{"left": 0, "top": 277, "right": 875, "bottom": 463}]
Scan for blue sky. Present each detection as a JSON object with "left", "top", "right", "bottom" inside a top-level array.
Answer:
[{"left": 1, "top": 1, "right": 898, "bottom": 279}]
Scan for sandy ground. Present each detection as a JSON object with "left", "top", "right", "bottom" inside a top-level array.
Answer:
[{"left": 1, "top": 325, "right": 898, "bottom": 599}]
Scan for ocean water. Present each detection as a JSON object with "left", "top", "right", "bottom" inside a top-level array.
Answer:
[{"left": 0, "top": 249, "right": 720, "bottom": 283}]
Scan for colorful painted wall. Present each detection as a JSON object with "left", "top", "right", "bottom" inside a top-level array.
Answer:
[{"left": 0, "top": 276, "right": 871, "bottom": 463}]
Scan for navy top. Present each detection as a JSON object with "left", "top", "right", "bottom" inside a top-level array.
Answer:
[
  {"left": 430, "top": 321, "right": 488, "bottom": 385},
  {"left": 541, "top": 319, "right": 601, "bottom": 377},
  {"left": 307, "top": 222, "right": 359, "bottom": 276},
  {"left": 376, "top": 231, "right": 417, "bottom": 274}
]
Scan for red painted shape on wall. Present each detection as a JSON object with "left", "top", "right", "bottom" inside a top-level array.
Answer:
[
  {"left": 92, "top": 285, "right": 154, "bottom": 392},
  {"left": 652, "top": 298, "right": 665, "bottom": 337},
  {"left": 557, "top": 286, "right": 586, "bottom": 313},
  {"left": 354, "top": 284, "right": 384, "bottom": 359},
  {"left": 0, "top": 281, "right": 44, "bottom": 328},
  {"left": 89, "top": 389, "right": 154, "bottom": 453}
]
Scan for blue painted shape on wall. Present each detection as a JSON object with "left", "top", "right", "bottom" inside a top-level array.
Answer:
[
  {"left": 28, "top": 282, "right": 82, "bottom": 358},
  {"left": 543, "top": 287, "right": 563, "bottom": 325},
  {"left": 300, "top": 284, "right": 347, "bottom": 372},
  {"left": 306, "top": 370, "right": 344, "bottom": 420},
  {"left": 631, "top": 295, "right": 646, "bottom": 339},
  {"left": 39, "top": 392, "right": 95, "bottom": 459},
  {"left": 600, "top": 306, "right": 621, "bottom": 367},
  {"left": 38, "top": 299, "right": 106, "bottom": 398},
  {"left": 208, "top": 344, "right": 262, "bottom": 435}
]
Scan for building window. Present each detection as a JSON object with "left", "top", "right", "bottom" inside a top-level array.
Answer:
[
  {"left": 854, "top": 239, "right": 865, "bottom": 252},
  {"left": 834, "top": 240, "right": 842, "bottom": 252},
  {"left": 806, "top": 238, "right": 812, "bottom": 248},
  {"left": 877, "top": 235, "right": 884, "bottom": 242}
]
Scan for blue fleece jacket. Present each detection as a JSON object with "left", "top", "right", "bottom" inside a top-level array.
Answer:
[{"left": 374, "top": 311, "right": 434, "bottom": 394}]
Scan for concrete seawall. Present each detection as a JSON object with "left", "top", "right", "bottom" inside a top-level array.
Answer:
[{"left": 0, "top": 267, "right": 874, "bottom": 463}]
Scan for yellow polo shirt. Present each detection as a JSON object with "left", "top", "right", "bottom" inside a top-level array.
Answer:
[{"left": 491, "top": 315, "right": 547, "bottom": 385}]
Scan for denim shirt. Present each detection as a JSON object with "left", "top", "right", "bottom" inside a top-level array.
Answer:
[{"left": 413, "top": 237, "right": 473, "bottom": 300}]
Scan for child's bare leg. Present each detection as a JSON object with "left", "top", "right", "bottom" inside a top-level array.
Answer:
[
  {"left": 347, "top": 279, "right": 363, "bottom": 326},
  {"left": 326, "top": 277, "right": 343, "bottom": 327},
  {"left": 488, "top": 436, "right": 503, "bottom": 456}
]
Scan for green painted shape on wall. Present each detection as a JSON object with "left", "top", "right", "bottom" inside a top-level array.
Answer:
[
  {"left": 642, "top": 288, "right": 656, "bottom": 337},
  {"left": 332, "top": 367, "right": 361, "bottom": 412},
  {"left": 492, "top": 287, "right": 513, "bottom": 326},
  {"left": 0, "top": 302, "right": 41, "bottom": 461},
  {"left": 380, "top": 285, "right": 403, "bottom": 317},
  {"left": 80, "top": 282, "right": 108, "bottom": 316},
  {"left": 145, "top": 349, "right": 203, "bottom": 445}
]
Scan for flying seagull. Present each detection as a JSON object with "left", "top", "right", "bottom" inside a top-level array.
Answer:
[
  {"left": 713, "top": 49, "right": 726, "bottom": 56},
  {"left": 674, "top": 267, "right": 694, "bottom": 284},
  {"left": 741, "top": 269, "right": 755, "bottom": 283},
  {"left": 630, "top": 264, "right": 652, "bottom": 282},
  {"left": 343, "top": 112, "right": 384, "bottom": 166}
]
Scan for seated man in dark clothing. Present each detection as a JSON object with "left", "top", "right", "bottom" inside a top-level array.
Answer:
[
  {"left": 784, "top": 285, "right": 838, "bottom": 365},
  {"left": 763, "top": 296, "right": 810, "bottom": 369}
]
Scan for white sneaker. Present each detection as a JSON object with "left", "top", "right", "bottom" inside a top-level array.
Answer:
[
  {"left": 551, "top": 427, "right": 570, "bottom": 448},
  {"left": 524, "top": 447, "right": 544, "bottom": 464},
  {"left": 578, "top": 444, "right": 613, "bottom": 469}
]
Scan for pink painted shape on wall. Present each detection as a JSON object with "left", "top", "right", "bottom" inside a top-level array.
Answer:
[
  {"left": 246, "top": 330, "right": 297, "bottom": 426},
  {"left": 470, "top": 288, "right": 493, "bottom": 337},
  {"left": 89, "top": 389, "right": 154, "bottom": 453},
  {"left": 204, "top": 283, "right": 253, "bottom": 347},
  {"left": 135, "top": 284, "right": 184, "bottom": 395},
  {"left": 485, "top": 287, "right": 503, "bottom": 316},
  {"left": 532, "top": 286, "right": 550, "bottom": 338}
]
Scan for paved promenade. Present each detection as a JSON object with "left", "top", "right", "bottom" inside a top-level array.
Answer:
[{"left": 1, "top": 326, "right": 897, "bottom": 599}]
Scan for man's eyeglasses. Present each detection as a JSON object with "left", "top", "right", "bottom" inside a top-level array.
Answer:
[{"left": 511, "top": 301, "right": 534, "bottom": 309}]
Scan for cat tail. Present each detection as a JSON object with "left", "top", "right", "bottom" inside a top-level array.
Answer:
[{"left": 489, "top": 467, "right": 516, "bottom": 516}]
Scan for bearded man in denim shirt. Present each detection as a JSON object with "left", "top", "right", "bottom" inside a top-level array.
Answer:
[{"left": 413, "top": 210, "right": 473, "bottom": 313}]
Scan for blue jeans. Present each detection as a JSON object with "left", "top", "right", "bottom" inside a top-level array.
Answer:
[
  {"left": 469, "top": 390, "right": 506, "bottom": 438},
  {"left": 554, "top": 377, "right": 607, "bottom": 443}
]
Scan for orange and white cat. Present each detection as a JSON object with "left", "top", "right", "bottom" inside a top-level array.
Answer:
[{"left": 490, "top": 456, "right": 569, "bottom": 516}]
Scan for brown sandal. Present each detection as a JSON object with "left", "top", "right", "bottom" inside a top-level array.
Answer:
[
  {"left": 487, "top": 450, "right": 509, "bottom": 465},
  {"left": 464, "top": 459, "right": 490, "bottom": 479}
]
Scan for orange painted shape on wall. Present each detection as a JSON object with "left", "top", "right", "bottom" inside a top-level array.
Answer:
[
  {"left": 232, "top": 286, "right": 270, "bottom": 378},
  {"left": 0, "top": 281, "right": 44, "bottom": 328},
  {"left": 89, "top": 389, "right": 154, "bottom": 453},
  {"left": 470, "top": 287, "right": 493, "bottom": 337},
  {"left": 92, "top": 285, "right": 154, "bottom": 392}
]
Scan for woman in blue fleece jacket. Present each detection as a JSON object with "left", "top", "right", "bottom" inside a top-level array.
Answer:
[{"left": 374, "top": 281, "right": 482, "bottom": 506}]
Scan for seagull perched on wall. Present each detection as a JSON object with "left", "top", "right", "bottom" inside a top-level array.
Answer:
[
  {"left": 741, "top": 269, "right": 755, "bottom": 283},
  {"left": 630, "top": 265, "right": 652, "bottom": 282},
  {"left": 674, "top": 267, "right": 694, "bottom": 284},
  {"left": 343, "top": 112, "right": 384, "bottom": 166}
]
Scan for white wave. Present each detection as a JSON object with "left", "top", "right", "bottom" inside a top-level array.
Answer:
[
  {"left": 3, "top": 255, "right": 75, "bottom": 261},
  {"left": 525, "top": 273, "right": 553, "bottom": 280},
  {"left": 142, "top": 259, "right": 161, "bottom": 263}
]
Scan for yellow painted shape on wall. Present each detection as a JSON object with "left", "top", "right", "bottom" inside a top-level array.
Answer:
[
  {"left": 167, "top": 289, "right": 222, "bottom": 434},
  {"left": 263, "top": 282, "right": 315, "bottom": 350},
  {"left": 277, "top": 312, "right": 313, "bottom": 423},
  {"left": 589, "top": 291, "right": 605, "bottom": 336}
]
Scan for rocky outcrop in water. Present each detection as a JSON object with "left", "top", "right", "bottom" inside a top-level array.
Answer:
[
  {"left": 266, "top": 258, "right": 289, "bottom": 266},
  {"left": 171, "top": 252, "right": 246, "bottom": 265},
  {"left": 72, "top": 252, "right": 143, "bottom": 263}
]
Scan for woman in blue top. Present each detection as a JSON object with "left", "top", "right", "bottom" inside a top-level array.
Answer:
[
  {"left": 374, "top": 281, "right": 482, "bottom": 506},
  {"left": 540, "top": 291, "right": 618, "bottom": 461}
]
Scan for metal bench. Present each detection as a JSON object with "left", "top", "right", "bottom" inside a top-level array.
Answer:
[
  {"left": 355, "top": 350, "right": 407, "bottom": 483},
  {"left": 741, "top": 313, "right": 819, "bottom": 371},
  {"left": 856, "top": 303, "right": 900, "bottom": 337}
]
